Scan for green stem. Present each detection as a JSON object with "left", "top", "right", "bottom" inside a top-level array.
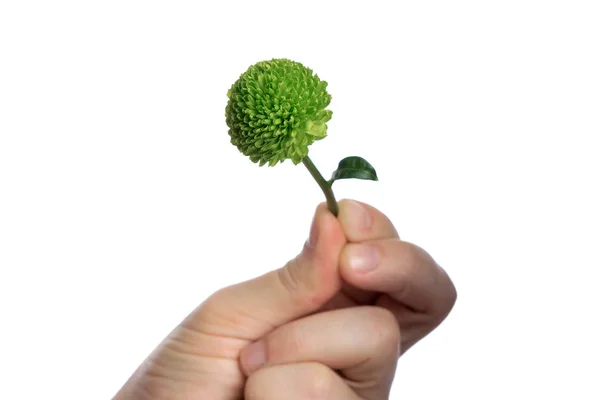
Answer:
[{"left": 302, "top": 156, "right": 338, "bottom": 216}]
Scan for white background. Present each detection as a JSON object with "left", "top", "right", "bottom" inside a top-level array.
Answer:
[{"left": 1, "top": 1, "right": 599, "bottom": 399}]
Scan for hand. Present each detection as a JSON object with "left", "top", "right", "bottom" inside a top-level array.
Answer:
[
  {"left": 238, "top": 200, "right": 457, "bottom": 399},
  {"left": 114, "top": 204, "right": 346, "bottom": 399},
  {"left": 113, "top": 201, "right": 456, "bottom": 399},
  {"left": 241, "top": 306, "right": 401, "bottom": 399},
  {"left": 327, "top": 200, "right": 457, "bottom": 353}
]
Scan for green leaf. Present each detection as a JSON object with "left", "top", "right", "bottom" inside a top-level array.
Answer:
[{"left": 330, "top": 156, "right": 378, "bottom": 184}]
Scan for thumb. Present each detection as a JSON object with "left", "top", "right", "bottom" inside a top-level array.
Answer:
[{"left": 185, "top": 203, "right": 346, "bottom": 340}]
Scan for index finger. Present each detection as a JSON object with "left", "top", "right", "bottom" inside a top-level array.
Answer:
[{"left": 338, "top": 199, "right": 399, "bottom": 242}]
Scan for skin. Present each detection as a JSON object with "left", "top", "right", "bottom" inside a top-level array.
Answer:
[{"left": 114, "top": 200, "right": 457, "bottom": 399}]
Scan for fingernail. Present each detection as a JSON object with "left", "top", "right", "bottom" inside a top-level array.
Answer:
[
  {"left": 240, "top": 340, "right": 266, "bottom": 375},
  {"left": 345, "top": 200, "right": 372, "bottom": 232},
  {"left": 348, "top": 244, "right": 381, "bottom": 273}
]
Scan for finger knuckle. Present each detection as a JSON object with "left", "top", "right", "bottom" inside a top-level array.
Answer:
[
  {"left": 277, "top": 258, "right": 303, "bottom": 292},
  {"left": 364, "top": 306, "right": 401, "bottom": 355},
  {"left": 245, "top": 364, "right": 335, "bottom": 400},
  {"left": 447, "top": 276, "right": 458, "bottom": 307},
  {"left": 244, "top": 370, "right": 267, "bottom": 399},
  {"left": 439, "top": 268, "right": 458, "bottom": 317},
  {"left": 268, "top": 325, "right": 308, "bottom": 361},
  {"left": 276, "top": 258, "right": 322, "bottom": 307},
  {"left": 305, "top": 363, "right": 335, "bottom": 399},
  {"left": 401, "top": 242, "right": 422, "bottom": 275},
  {"left": 394, "top": 242, "right": 429, "bottom": 303}
]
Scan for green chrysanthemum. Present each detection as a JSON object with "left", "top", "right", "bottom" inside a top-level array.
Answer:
[
  {"left": 224, "top": 58, "right": 378, "bottom": 217},
  {"left": 225, "top": 58, "right": 333, "bottom": 166}
]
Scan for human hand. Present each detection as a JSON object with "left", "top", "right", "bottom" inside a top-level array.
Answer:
[
  {"left": 113, "top": 201, "right": 456, "bottom": 399},
  {"left": 326, "top": 200, "right": 457, "bottom": 353},
  {"left": 238, "top": 200, "right": 457, "bottom": 399},
  {"left": 114, "top": 204, "right": 346, "bottom": 399}
]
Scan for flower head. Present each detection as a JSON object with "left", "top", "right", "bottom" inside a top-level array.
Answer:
[{"left": 226, "top": 58, "right": 332, "bottom": 166}]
